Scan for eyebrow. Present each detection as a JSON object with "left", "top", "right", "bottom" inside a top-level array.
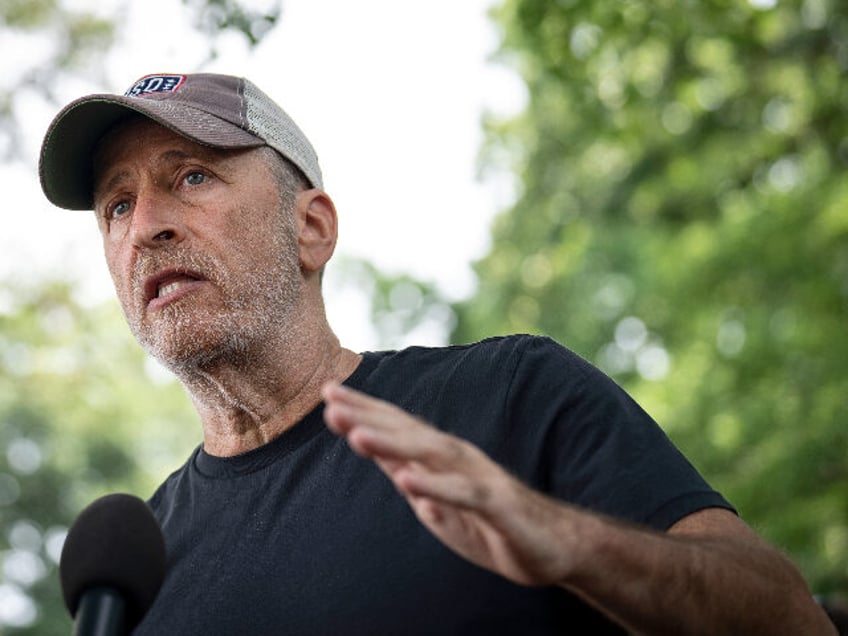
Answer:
[
  {"left": 94, "top": 170, "right": 131, "bottom": 204},
  {"left": 94, "top": 148, "right": 218, "bottom": 202}
]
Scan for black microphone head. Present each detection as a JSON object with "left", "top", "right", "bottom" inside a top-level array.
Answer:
[{"left": 60, "top": 493, "right": 166, "bottom": 629}]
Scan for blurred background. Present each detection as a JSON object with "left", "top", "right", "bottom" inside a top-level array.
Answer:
[{"left": 1, "top": 0, "right": 846, "bottom": 632}]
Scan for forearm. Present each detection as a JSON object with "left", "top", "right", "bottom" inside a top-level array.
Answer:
[
  {"left": 560, "top": 509, "right": 836, "bottom": 636},
  {"left": 321, "top": 384, "right": 835, "bottom": 635}
]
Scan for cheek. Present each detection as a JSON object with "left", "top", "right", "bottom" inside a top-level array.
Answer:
[{"left": 102, "top": 244, "right": 133, "bottom": 299}]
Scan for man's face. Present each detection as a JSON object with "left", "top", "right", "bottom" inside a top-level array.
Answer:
[{"left": 92, "top": 118, "right": 303, "bottom": 372}]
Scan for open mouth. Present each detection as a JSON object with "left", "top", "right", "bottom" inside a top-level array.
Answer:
[
  {"left": 144, "top": 270, "right": 205, "bottom": 305},
  {"left": 157, "top": 277, "right": 196, "bottom": 298}
]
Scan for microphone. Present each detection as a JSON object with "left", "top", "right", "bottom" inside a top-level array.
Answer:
[{"left": 60, "top": 493, "right": 166, "bottom": 636}]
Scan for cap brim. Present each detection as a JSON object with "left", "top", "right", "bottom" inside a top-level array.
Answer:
[{"left": 39, "top": 95, "right": 263, "bottom": 210}]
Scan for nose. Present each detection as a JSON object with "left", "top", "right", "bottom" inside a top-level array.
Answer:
[{"left": 129, "top": 189, "right": 185, "bottom": 249}]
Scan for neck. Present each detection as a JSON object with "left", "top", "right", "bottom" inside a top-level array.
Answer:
[{"left": 172, "top": 315, "right": 360, "bottom": 457}]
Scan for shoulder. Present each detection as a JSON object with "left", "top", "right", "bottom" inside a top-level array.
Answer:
[
  {"left": 364, "top": 334, "right": 587, "bottom": 375},
  {"left": 356, "top": 334, "right": 569, "bottom": 396},
  {"left": 352, "top": 334, "right": 604, "bottom": 436},
  {"left": 356, "top": 333, "right": 610, "bottom": 397}
]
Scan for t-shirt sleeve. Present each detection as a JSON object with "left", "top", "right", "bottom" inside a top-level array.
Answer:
[{"left": 503, "top": 336, "right": 734, "bottom": 531}]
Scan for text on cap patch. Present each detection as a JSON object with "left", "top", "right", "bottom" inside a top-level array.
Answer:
[{"left": 124, "top": 75, "right": 187, "bottom": 98}]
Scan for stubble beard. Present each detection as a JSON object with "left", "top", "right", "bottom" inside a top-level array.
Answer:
[{"left": 120, "top": 218, "right": 303, "bottom": 378}]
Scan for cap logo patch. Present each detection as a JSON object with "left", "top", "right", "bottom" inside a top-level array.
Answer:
[{"left": 124, "top": 75, "right": 187, "bottom": 98}]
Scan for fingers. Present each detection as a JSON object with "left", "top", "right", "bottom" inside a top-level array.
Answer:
[
  {"left": 395, "top": 465, "right": 495, "bottom": 509},
  {"left": 322, "top": 381, "right": 381, "bottom": 410},
  {"left": 321, "top": 383, "right": 576, "bottom": 587},
  {"left": 322, "top": 382, "right": 455, "bottom": 465},
  {"left": 322, "top": 383, "right": 507, "bottom": 510},
  {"left": 322, "top": 383, "right": 407, "bottom": 439}
]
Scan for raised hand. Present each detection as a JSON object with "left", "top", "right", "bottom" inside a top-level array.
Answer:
[
  {"left": 321, "top": 382, "right": 837, "bottom": 635},
  {"left": 321, "top": 382, "right": 589, "bottom": 587}
]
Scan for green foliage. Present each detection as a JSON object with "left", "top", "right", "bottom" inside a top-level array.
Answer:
[
  {"left": 329, "top": 256, "right": 455, "bottom": 350},
  {"left": 456, "top": 0, "right": 848, "bottom": 598},
  {"left": 0, "top": 0, "right": 281, "bottom": 159},
  {"left": 0, "top": 0, "right": 114, "bottom": 159},
  {"left": 1, "top": 0, "right": 54, "bottom": 27},
  {"left": 0, "top": 0, "right": 113, "bottom": 72},
  {"left": 0, "top": 280, "right": 198, "bottom": 634},
  {"left": 182, "top": 0, "right": 282, "bottom": 50}
]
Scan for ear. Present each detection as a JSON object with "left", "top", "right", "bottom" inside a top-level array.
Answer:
[{"left": 295, "top": 189, "right": 338, "bottom": 274}]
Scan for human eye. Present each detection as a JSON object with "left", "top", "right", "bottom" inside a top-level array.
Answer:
[
  {"left": 183, "top": 171, "right": 208, "bottom": 187},
  {"left": 106, "top": 199, "right": 132, "bottom": 221}
]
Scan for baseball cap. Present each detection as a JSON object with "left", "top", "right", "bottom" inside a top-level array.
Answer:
[{"left": 39, "top": 73, "right": 323, "bottom": 210}]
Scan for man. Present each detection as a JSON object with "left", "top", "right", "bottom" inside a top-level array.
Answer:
[{"left": 39, "top": 73, "right": 835, "bottom": 634}]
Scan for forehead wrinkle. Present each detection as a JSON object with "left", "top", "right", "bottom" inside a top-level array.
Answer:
[
  {"left": 95, "top": 146, "right": 225, "bottom": 202},
  {"left": 96, "top": 168, "right": 132, "bottom": 201}
]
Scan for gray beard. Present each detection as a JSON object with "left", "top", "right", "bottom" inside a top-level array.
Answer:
[{"left": 122, "top": 240, "right": 302, "bottom": 377}]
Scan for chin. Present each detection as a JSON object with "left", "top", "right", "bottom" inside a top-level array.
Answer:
[
  {"left": 129, "top": 292, "right": 291, "bottom": 372},
  {"left": 136, "top": 315, "right": 241, "bottom": 370}
]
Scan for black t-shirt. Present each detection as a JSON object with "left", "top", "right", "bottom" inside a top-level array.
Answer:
[{"left": 137, "top": 335, "right": 733, "bottom": 634}]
